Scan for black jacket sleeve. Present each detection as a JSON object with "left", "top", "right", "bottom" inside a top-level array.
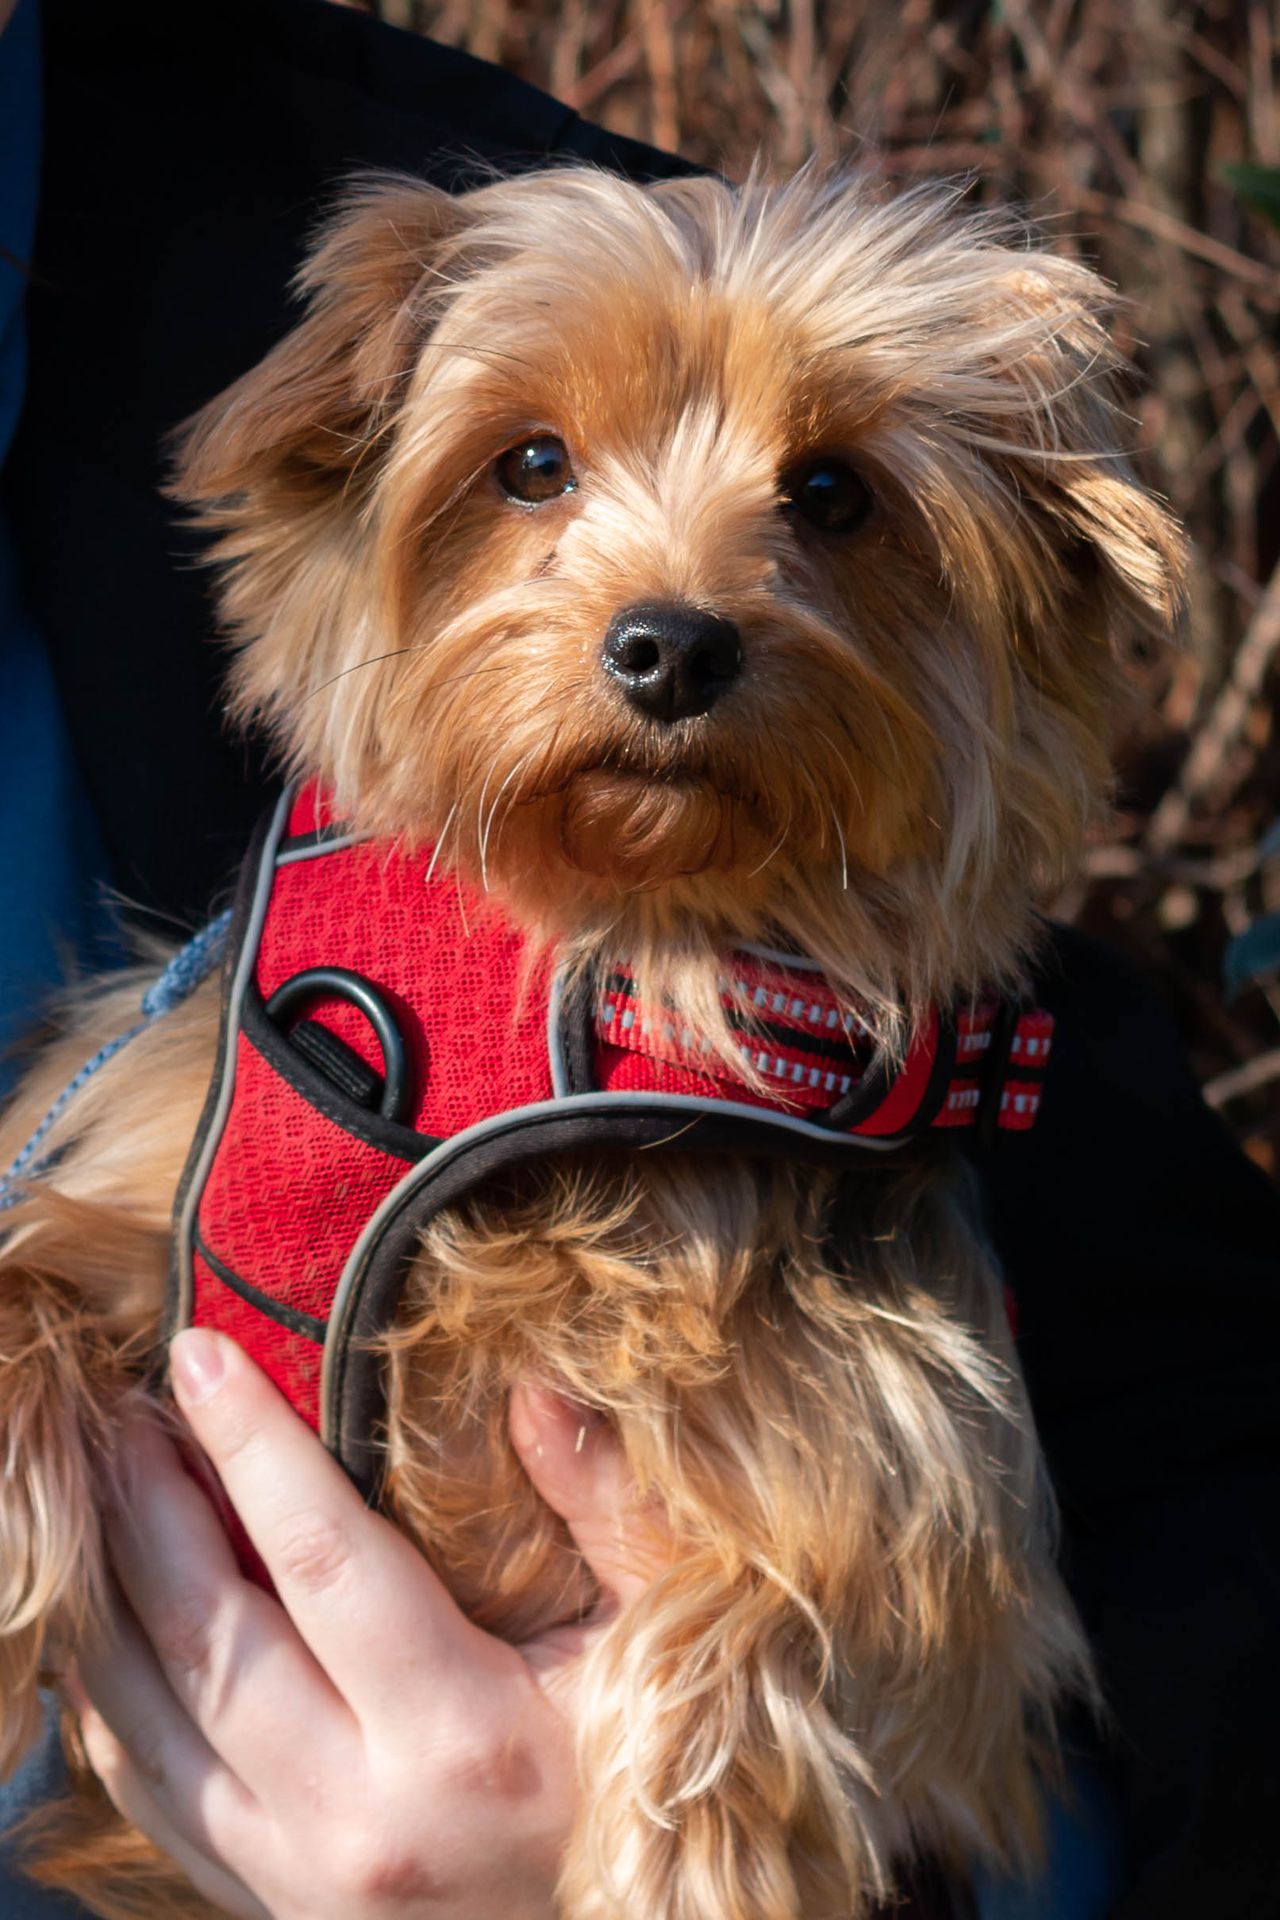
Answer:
[
  {"left": 967, "top": 924, "right": 1280, "bottom": 1919},
  {"left": 7, "top": 0, "right": 690, "bottom": 923}
]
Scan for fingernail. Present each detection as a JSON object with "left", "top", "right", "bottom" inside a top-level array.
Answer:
[{"left": 170, "top": 1328, "right": 227, "bottom": 1406}]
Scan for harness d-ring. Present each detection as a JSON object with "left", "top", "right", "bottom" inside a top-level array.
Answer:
[{"left": 264, "top": 967, "right": 413, "bottom": 1125}]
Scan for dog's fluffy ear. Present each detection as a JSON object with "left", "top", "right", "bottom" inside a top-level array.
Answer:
[
  {"left": 172, "top": 176, "right": 468, "bottom": 516},
  {"left": 169, "top": 177, "right": 481, "bottom": 770},
  {"left": 1043, "top": 456, "right": 1188, "bottom": 657},
  {"left": 991, "top": 261, "right": 1189, "bottom": 656}
]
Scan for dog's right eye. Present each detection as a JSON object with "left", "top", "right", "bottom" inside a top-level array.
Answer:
[
  {"left": 495, "top": 435, "right": 576, "bottom": 504},
  {"left": 781, "top": 457, "right": 873, "bottom": 535}
]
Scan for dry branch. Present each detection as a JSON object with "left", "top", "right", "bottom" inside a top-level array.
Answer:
[{"left": 1148, "top": 557, "right": 1280, "bottom": 852}]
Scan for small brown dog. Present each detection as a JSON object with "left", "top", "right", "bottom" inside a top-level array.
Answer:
[{"left": 0, "top": 165, "right": 1185, "bottom": 1919}]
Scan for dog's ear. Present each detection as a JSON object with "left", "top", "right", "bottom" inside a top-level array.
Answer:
[
  {"left": 1043, "top": 456, "right": 1187, "bottom": 659},
  {"left": 1023, "top": 390, "right": 1188, "bottom": 662},
  {"left": 986, "top": 260, "right": 1189, "bottom": 657},
  {"left": 172, "top": 176, "right": 469, "bottom": 516}
]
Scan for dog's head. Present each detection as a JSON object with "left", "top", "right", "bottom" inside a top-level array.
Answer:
[{"left": 175, "top": 166, "right": 1185, "bottom": 1041}]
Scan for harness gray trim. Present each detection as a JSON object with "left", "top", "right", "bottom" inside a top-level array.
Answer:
[
  {"left": 317, "top": 1085, "right": 901, "bottom": 1453},
  {"left": 171, "top": 787, "right": 295, "bottom": 1331},
  {"left": 275, "top": 828, "right": 375, "bottom": 865}
]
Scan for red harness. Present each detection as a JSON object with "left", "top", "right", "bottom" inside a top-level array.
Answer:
[{"left": 167, "top": 781, "right": 1051, "bottom": 1496}]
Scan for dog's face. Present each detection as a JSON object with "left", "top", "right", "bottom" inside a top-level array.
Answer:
[{"left": 177, "top": 168, "right": 1185, "bottom": 1034}]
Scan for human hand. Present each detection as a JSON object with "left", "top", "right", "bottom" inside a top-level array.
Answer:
[{"left": 70, "top": 1329, "right": 663, "bottom": 1920}]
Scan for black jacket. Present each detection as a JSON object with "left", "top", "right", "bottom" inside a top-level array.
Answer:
[{"left": 8, "top": 4, "right": 1279, "bottom": 1913}]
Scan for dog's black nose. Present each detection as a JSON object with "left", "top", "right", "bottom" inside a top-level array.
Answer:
[{"left": 601, "top": 603, "right": 743, "bottom": 723}]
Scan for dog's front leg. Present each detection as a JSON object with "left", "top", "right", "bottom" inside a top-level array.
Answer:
[{"left": 558, "top": 1544, "right": 882, "bottom": 1920}]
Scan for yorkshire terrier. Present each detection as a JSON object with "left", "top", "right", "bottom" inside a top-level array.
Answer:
[{"left": 0, "top": 166, "right": 1185, "bottom": 1919}]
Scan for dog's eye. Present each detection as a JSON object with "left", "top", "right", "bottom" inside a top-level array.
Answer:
[
  {"left": 781, "top": 458, "right": 873, "bottom": 535},
  {"left": 496, "top": 435, "right": 575, "bottom": 504}
]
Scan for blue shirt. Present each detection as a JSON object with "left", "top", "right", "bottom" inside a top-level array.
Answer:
[
  {"left": 1, "top": 4, "right": 106, "bottom": 1911},
  {"left": 0, "top": 0, "right": 114, "bottom": 1084}
]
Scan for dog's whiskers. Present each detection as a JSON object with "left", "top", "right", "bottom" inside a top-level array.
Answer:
[
  {"left": 748, "top": 819, "right": 791, "bottom": 879},
  {"left": 396, "top": 462, "right": 489, "bottom": 556},
  {"left": 305, "top": 645, "right": 424, "bottom": 702},
  {"left": 306, "top": 648, "right": 516, "bottom": 717},
  {"left": 828, "top": 805, "right": 850, "bottom": 892},
  {"left": 454, "top": 862, "right": 472, "bottom": 937},
  {"left": 424, "top": 801, "right": 459, "bottom": 887},
  {"left": 383, "top": 658, "right": 513, "bottom": 715},
  {"left": 478, "top": 750, "right": 536, "bottom": 889},
  {"left": 474, "top": 760, "right": 498, "bottom": 894},
  {"left": 811, "top": 726, "right": 868, "bottom": 827}
]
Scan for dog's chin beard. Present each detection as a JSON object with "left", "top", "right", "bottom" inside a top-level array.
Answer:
[{"left": 552, "top": 767, "right": 774, "bottom": 893}]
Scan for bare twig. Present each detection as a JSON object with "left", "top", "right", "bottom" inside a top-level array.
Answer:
[
  {"left": 1204, "top": 1050, "right": 1280, "bottom": 1108},
  {"left": 1077, "top": 188, "right": 1280, "bottom": 289},
  {"left": 1083, "top": 844, "right": 1264, "bottom": 889},
  {"left": 1147, "top": 559, "right": 1280, "bottom": 852}
]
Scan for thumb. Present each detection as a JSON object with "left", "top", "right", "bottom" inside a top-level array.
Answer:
[{"left": 508, "top": 1383, "right": 669, "bottom": 1612}]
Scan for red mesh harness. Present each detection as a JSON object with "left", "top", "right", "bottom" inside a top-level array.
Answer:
[{"left": 167, "top": 780, "right": 1052, "bottom": 1496}]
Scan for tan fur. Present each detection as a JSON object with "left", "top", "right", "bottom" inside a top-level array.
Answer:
[
  {"left": 0, "top": 164, "right": 1185, "bottom": 1918},
  {"left": 381, "top": 1156, "right": 1090, "bottom": 1918}
]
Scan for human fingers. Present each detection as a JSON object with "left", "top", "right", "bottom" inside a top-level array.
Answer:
[
  {"left": 113, "top": 1338, "right": 581, "bottom": 1918},
  {"left": 71, "top": 1593, "right": 266, "bottom": 1906},
  {"left": 87, "top": 1412, "right": 569, "bottom": 1920},
  {"left": 508, "top": 1383, "right": 672, "bottom": 1613},
  {"left": 168, "top": 1329, "right": 498, "bottom": 1720},
  {"left": 106, "top": 1410, "right": 352, "bottom": 1797},
  {"left": 75, "top": 1696, "right": 270, "bottom": 1920}
]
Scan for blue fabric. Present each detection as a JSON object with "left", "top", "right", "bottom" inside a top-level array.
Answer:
[
  {"left": 1, "top": 908, "right": 232, "bottom": 1211},
  {"left": 974, "top": 1764, "right": 1123, "bottom": 1920},
  {"left": 1, "top": 4, "right": 103, "bottom": 1913},
  {"left": 0, "top": 1699, "right": 81, "bottom": 1918},
  {"left": 0, "top": 0, "right": 115, "bottom": 1088}
]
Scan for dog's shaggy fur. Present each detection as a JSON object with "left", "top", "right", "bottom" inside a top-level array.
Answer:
[{"left": 0, "top": 166, "right": 1185, "bottom": 1918}]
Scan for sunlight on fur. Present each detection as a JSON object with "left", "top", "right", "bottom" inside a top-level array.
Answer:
[
  {"left": 379, "top": 1155, "right": 1094, "bottom": 1918},
  {"left": 0, "top": 161, "right": 1185, "bottom": 1919}
]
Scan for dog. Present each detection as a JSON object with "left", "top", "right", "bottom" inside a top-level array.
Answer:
[{"left": 0, "top": 164, "right": 1185, "bottom": 1919}]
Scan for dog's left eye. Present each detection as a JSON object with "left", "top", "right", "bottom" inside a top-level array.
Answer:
[
  {"left": 781, "top": 458, "right": 873, "bottom": 535},
  {"left": 496, "top": 435, "right": 576, "bottom": 504}
]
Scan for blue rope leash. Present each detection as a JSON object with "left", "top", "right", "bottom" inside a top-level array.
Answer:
[{"left": 0, "top": 909, "right": 232, "bottom": 1214}]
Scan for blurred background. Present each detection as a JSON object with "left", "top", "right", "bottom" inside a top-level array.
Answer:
[{"left": 355, "top": 0, "right": 1280, "bottom": 1170}]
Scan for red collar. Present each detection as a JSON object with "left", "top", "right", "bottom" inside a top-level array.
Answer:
[{"left": 594, "top": 959, "right": 1049, "bottom": 1135}]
